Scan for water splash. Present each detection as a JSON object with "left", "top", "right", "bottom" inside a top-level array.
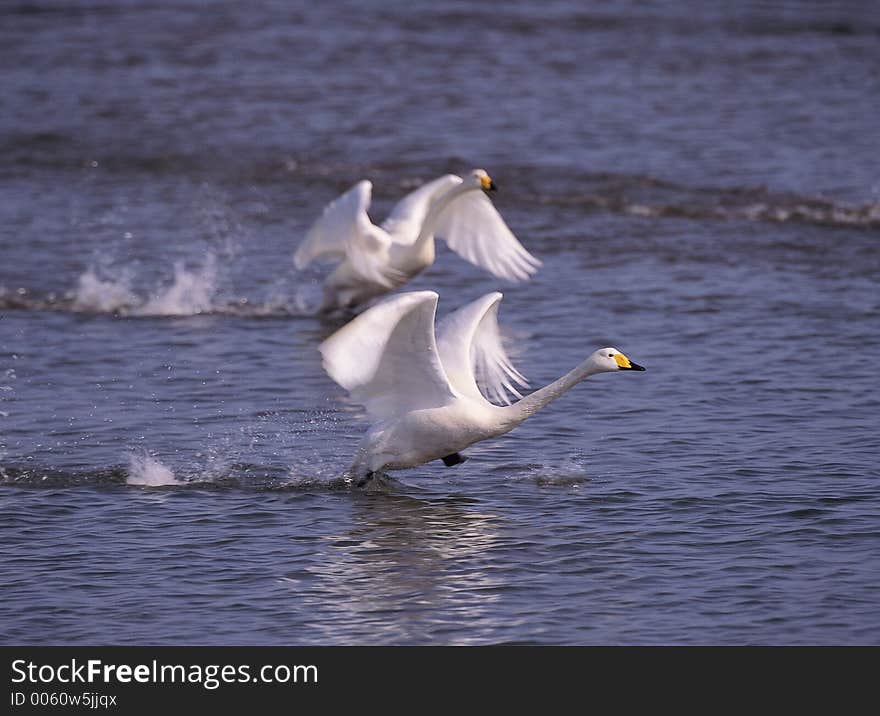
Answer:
[
  {"left": 67, "top": 255, "right": 219, "bottom": 317},
  {"left": 126, "top": 453, "right": 180, "bottom": 486},
  {"left": 1, "top": 253, "right": 313, "bottom": 317},
  {"left": 494, "top": 455, "right": 592, "bottom": 487},
  {"left": 72, "top": 268, "right": 138, "bottom": 313},
  {"left": 0, "top": 367, "right": 16, "bottom": 419},
  {"left": 135, "top": 256, "right": 217, "bottom": 316},
  {"left": 291, "top": 279, "right": 325, "bottom": 316}
]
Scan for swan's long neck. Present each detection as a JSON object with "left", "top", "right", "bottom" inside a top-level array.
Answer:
[
  {"left": 411, "top": 181, "right": 474, "bottom": 255},
  {"left": 499, "top": 358, "right": 600, "bottom": 427}
]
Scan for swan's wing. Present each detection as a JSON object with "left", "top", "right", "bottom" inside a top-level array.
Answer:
[
  {"left": 342, "top": 223, "right": 404, "bottom": 288},
  {"left": 436, "top": 292, "right": 528, "bottom": 406},
  {"left": 319, "top": 291, "right": 459, "bottom": 420},
  {"left": 433, "top": 191, "right": 541, "bottom": 281},
  {"left": 293, "top": 180, "right": 373, "bottom": 269},
  {"left": 381, "top": 175, "right": 462, "bottom": 244},
  {"left": 294, "top": 180, "right": 373, "bottom": 269},
  {"left": 295, "top": 180, "right": 402, "bottom": 288}
]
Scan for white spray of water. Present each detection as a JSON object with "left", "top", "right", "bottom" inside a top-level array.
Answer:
[
  {"left": 72, "top": 254, "right": 219, "bottom": 317},
  {"left": 0, "top": 367, "right": 15, "bottom": 418},
  {"left": 72, "top": 268, "right": 138, "bottom": 313},
  {"left": 69, "top": 250, "right": 323, "bottom": 317},
  {"left": 126, "top": 453, "right": 180, "bottom": 486},
  {"left": 135, "top": 255, "right": 218, "bottom": 316},
  {"left": 293, "top": 282, "right": 324, "bottom": 316}
]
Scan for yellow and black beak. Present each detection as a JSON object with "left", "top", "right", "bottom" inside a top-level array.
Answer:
[
  {"left": 614, "top": 353, "right": 646, "bottom": 371},
  {"left": 480, "top": 175, "right": 497, "bottom": 192}
]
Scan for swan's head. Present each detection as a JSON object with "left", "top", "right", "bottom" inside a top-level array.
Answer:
[
  {"left": 590, "top": 347, "right": 646, "bottom": 373},
  {"left": 469, "top": 168, "right": 497, "bottom": 192}
]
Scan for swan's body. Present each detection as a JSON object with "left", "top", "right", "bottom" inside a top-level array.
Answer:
[
  {"left": 318, "top": 291, "right": 645, "bottom": 480},
  {"left": 295, "top": 170, "right": 541, "bottom": 313}
]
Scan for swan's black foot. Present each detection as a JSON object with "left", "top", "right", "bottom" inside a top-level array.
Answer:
[
  {"left": 441, "top": 453, "right": 467, "bottom": 467},
  {"left": 356, "top": 471, "right": 375, "bottom": 488}
]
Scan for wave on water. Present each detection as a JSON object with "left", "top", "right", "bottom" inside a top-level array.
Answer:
[
  {"left": 284, "top": 160, "right": 880, "bottom": 230},
  {"left": 531, "top": 177, "right": 880, "bottom": 229},
  {"left": 0, "top": 458, "right": 352, "bottom": 491},
  {"left": 3, "top": 169, "right": 875, "bottom": 319}
]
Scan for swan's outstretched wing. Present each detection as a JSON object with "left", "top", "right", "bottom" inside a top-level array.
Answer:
[
  {"left": 295, "top": 180, "right": 373, "bottom": 268},
  {"left": 433, "top": 192, "right": 541, "bottom": 281},
  {"left": 381, "top": 175, "right": 462, "bottom": 244},
  {"left": 319, "top": 291, "right": 459, "bottom": 420},
  {"left": 295, "top": 180, "right": 400, "bottom": 287},
  {"left": 436, "top": 292, "right": 528, "bottom": 406}
]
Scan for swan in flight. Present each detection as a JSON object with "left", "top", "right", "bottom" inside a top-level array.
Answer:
[
  {"left": 319, "top": 291, "right": 645, "bottom": 484},
  {"left": 294, "top": 170, "right": 541, "bottom": 313}
]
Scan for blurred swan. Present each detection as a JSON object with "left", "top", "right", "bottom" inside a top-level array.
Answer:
[
  {"left": 294, "top": 169, "right": 541, "bottom": 313},
  {"left": 319, "top": 290, "right": 645, "bottom": 484}
]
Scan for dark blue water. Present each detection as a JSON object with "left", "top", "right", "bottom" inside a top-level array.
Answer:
[{"left": 1, "top": 0, "right": 879, "bottom": 645}]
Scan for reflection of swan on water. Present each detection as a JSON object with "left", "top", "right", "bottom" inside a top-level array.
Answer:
[{"left": 277, "top": 491, "right": 504, "bottom": 643}]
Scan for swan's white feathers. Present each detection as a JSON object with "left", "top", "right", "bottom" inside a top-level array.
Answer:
[
  {"left": 343, "top": 223, "right": 404, "bottom": 289},
  {"left": 295, "top": 180, "right": 405, "bottom": 288},
  {"left": 433, "top": 190, "right": 542, "bottom": 282},
  {"left": 319, "top": 291, "right": 458, "bottom": 420},
  {"left": 381, "top": 175, "right": 462, "bottom": 245},
  {"left": 296, "top": 171, "right": 542, "bottom": 314},
  {"left": 294, "top": 180, "right": 374, "bottom": 269},
  {"left": 436, "top": 292, "right": 528, "bottom": 406},
  {"left": 319, "top": 290, "right": 646, "bottom": 474}
]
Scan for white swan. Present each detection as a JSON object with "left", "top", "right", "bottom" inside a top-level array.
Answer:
[
  {"left": 294, "top": 170, "right": 541, "bottom": 313},
  {"left": 319, "top": 291, "right": 645, "bottom": 484}
]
